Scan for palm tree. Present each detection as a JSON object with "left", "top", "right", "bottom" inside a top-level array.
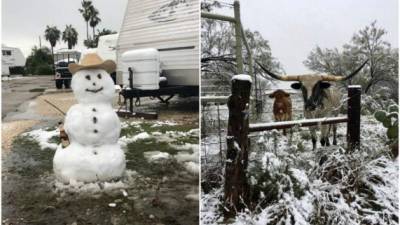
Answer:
[
  {"left": 78, "top": 0, "right": 92, "bottom": 40},
  {"left": 62, "top": 25, "right": 78, "bottom": 49},
  {"left": 44, "top": 25, "right": 61, "bottom": 69},
  {"left": 89, "top": 6, "right": 101, "bottom": 38},
  {"left": 97, "top": 28, "right": 116, "bottom": 36},
  {"left": 93, "top": 28, "right": 117, "bottom": 47}
]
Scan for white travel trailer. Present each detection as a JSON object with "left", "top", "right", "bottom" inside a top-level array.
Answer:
[
  {"left": 116, "top": 0, "right": 199, "bottom": 88},
  {"left": 2, "top": 45, "right": 26, "bottom": 75},
  {"left": 97, "top": 33, "right": 119, "bottom": 62},
  {"left": 81, "top": 34, "right": 118, "bottom": 61}
]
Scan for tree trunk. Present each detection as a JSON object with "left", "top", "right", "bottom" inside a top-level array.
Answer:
[
  {"left": 51, "top": 46, "right": 55, "bottom": 73},
  {"left": 92, "top": 26, "right": 95, "bottom": 39},
  {"left": 364, "top": 79, "right": 374, "bottom": 94},
  {"left": 86, "top": 22, "right": 89, "bottom": 40}
]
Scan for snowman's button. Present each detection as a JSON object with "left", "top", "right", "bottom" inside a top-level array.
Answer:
[
  {"left": 93, "top": 150, "right": 98, "bottom": 155},
  {"left": 94, "top": 129, "right": 98, "bottom": 133},
  {"left": 93, "top": 117, "right": 97, "bottom": 123},
  {"left": 92, "top": 108, "right": 97, "bottom": 112}
]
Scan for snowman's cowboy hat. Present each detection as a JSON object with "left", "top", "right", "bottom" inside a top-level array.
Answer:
[{"left": 68, "top": 53, "right": 116, "bottom": 74}]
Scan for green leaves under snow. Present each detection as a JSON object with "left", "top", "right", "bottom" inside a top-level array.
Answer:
[{"left": 374, "top": 104, "right": 398, "bottom": 142}]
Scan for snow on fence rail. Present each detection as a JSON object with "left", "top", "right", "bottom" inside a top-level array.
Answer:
[
  {"left": 249, "top": 116, "right": 348, "bottom": 132},
  {"left": 201, "top": 96, "right": 229, "bottom": 105}
]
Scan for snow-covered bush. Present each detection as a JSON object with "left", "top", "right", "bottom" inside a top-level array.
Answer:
[
  {"left": 355, "top": 156, "right": 399, "bottom": 224},
  {"left": 202, "top": 163, "right": 223, "bottom": 194},
  {"left": 361, "top": 90, "right": 397, "bottom": 115},
  {"left": 201, "top": 113, "right": 398, "bottom": 225},
  {"left": 309, "top": 146, "right": 398, "bottom": 225}
]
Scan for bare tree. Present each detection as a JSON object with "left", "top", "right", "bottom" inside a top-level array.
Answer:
[{"left": 304, "top": 21, "right": 398, "bottom": 100}]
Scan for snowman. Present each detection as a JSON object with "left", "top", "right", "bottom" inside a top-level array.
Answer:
[{"left": 53, "top": 53, "right": 125, "bottom": 183}]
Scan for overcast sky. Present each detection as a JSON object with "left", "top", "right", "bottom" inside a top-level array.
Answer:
[
  {"left": 220, "top": 0, "right": 398, "bottom": 74},
  {"left": 2, "top": 0, "right": 128, "bottom": 57},
  {"left": 2, "top": 0, "right": 399, "bottom": 74}
]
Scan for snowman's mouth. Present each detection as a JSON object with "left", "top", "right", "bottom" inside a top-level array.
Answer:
[{"left": 85, "top": 87, "right": 104, "bottom": 93}]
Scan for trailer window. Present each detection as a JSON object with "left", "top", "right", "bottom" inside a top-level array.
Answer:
[{"left": 2, "top": 50, "right": 11, "bottom": 56}]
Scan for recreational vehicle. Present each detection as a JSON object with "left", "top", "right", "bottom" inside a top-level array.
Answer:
[
  {"left": 2, "top": 45, "right": 26, "bottom": 76},
  {"left": 116, "top": 0, "right": 199, "bottom": 110},
  {"left": 97, "top": 33, "right": 118, "bottom": 62},
  {"left": 96, "top": 33, "right": 119, "bottom": 83}
]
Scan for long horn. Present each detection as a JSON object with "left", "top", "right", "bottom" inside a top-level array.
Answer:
[
  {"left": 321, "top": 59, "right": 369, "bottom": 81},
  {"left": 256, "top": 61, "right": 300, "bottom": 81}
]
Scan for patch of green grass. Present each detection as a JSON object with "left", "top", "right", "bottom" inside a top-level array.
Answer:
[
  {"left": 120, "top": 124, "right": 143, "bottom": 137},
  {"left": 45, "top": 126, "right": 57, "bottom": 132},
  {"left": 29, "top": 88, "right": 46, "bottom": 92},
  {"left": 7, "top": 135, "right": 54, "bottom": 176},
  {"left": 121, "top": 122, "right": 197, "bottom": 137},
  {"left": 141, "top": 123, "right": 197, "bottom": 134},
  {"left": 131, "top": 138, "right": 182, "bottom": 155},
  {"left": 171, "top": 135, "right": 198, "bottom": 145},
  {"left": 125, "top": 138, "right": 185, "bottom": 177},
  {"left": 48, "top": 135, "right": 60, "bottom": 145}
]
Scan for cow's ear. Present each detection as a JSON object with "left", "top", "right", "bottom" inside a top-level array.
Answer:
[
  {"left": 291, "top": 82, "right": 302, "bottom": 89},
  {"left": 320, "top": 82, "right": 331, "bottom": 89},
  {"left": 285, "top": 92, "right": 290, "bottom": 97},
  {"left": 268, "top": 93, "right": 275, "bottom": 98}
]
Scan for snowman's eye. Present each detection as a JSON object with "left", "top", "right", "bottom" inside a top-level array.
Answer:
[
  {"left": 85, "top": 75, "right": 91, "bottom": 80},
  {"left": 97, "top": 74, "right": 102, "bottom": 79}
]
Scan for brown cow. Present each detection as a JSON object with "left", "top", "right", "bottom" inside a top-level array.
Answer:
[{"left": 269, "top": 89, "right": 292, "bottom": 135}]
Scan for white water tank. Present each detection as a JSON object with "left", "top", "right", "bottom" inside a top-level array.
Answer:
[{"left": 121, "top": 48, "right": 160, "bottom": 90}]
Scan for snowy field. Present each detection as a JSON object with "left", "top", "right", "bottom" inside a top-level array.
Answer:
[
  {"left": 201, "top": 93, "right": 398, "bottom": 225},
  {"left": 1, "top": 75, "right": 25, "bottom": 81},
  {"left": 2, "top": 120, "right": 199, "bottom": 225}
]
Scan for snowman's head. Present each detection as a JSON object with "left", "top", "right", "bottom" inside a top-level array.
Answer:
[{"left": 71, "top": 69, "right": 115, "bottom": 104}]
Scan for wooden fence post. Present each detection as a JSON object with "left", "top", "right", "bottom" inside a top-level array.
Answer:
[
  {"left": 347, "top": 85, "right": 361, "bottom": 152},
  {"left": 234, "top": 1, "right": 243, "bottom": 74},
  {"left": 224, "top": 75, "right": 251, "bottom": 218}
]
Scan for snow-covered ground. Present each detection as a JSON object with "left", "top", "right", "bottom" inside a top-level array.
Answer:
[
  {"left": 6, "top": 120, "right": 199, "bottom": 224},
  {"left": 23, "top": 120, "right": 199, "bottom": 188},
  {"left": 1, "top": 75, "right": 25, "bottom": 81},
  {"left": 201, "top": 92, "right": 398, "bottom": 224}
]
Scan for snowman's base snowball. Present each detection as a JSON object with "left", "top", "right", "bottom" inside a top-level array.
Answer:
[{"left": 53, "top": 142, "right": 126, "bottom": 183}]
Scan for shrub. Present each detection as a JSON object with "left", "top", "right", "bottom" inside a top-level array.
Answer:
[
  {"left": 8, "top": 66, "right": 26, "bottom": 75},
  {"left": 34, "top": 64, "right": 53, "bottom": 75},
  {"left": 374, "top": 104, "right": 398, "bottom": 158},
  {"left": 25, "top": 46, "right": 54, "bottom": 75}
]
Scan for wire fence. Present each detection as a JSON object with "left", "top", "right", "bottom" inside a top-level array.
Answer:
[
  {"left": 201, "top": 76, "right": 308, "bottom": 178},
  {"left": 200, "top": 79, "right": 378, "bottom": 179}
]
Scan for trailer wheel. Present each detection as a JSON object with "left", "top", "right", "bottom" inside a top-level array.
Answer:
[
  {"left": 55, "top": 79, "right": 63, "bottom": 89},
  {"left": 64, "top": 79, "right": 71, "bottom": 89}
]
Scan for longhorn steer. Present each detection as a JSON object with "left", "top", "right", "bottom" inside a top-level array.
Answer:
[
  {"left": 257, "top": 60, "right": 368, "bottom": 149},
  {"left": 269, "top": 89, "right": 292, "bottom": 135}
]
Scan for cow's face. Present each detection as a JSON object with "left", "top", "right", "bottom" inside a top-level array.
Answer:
[{"left": 291, "top": 75, "right": 331, "bottom": 111}]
